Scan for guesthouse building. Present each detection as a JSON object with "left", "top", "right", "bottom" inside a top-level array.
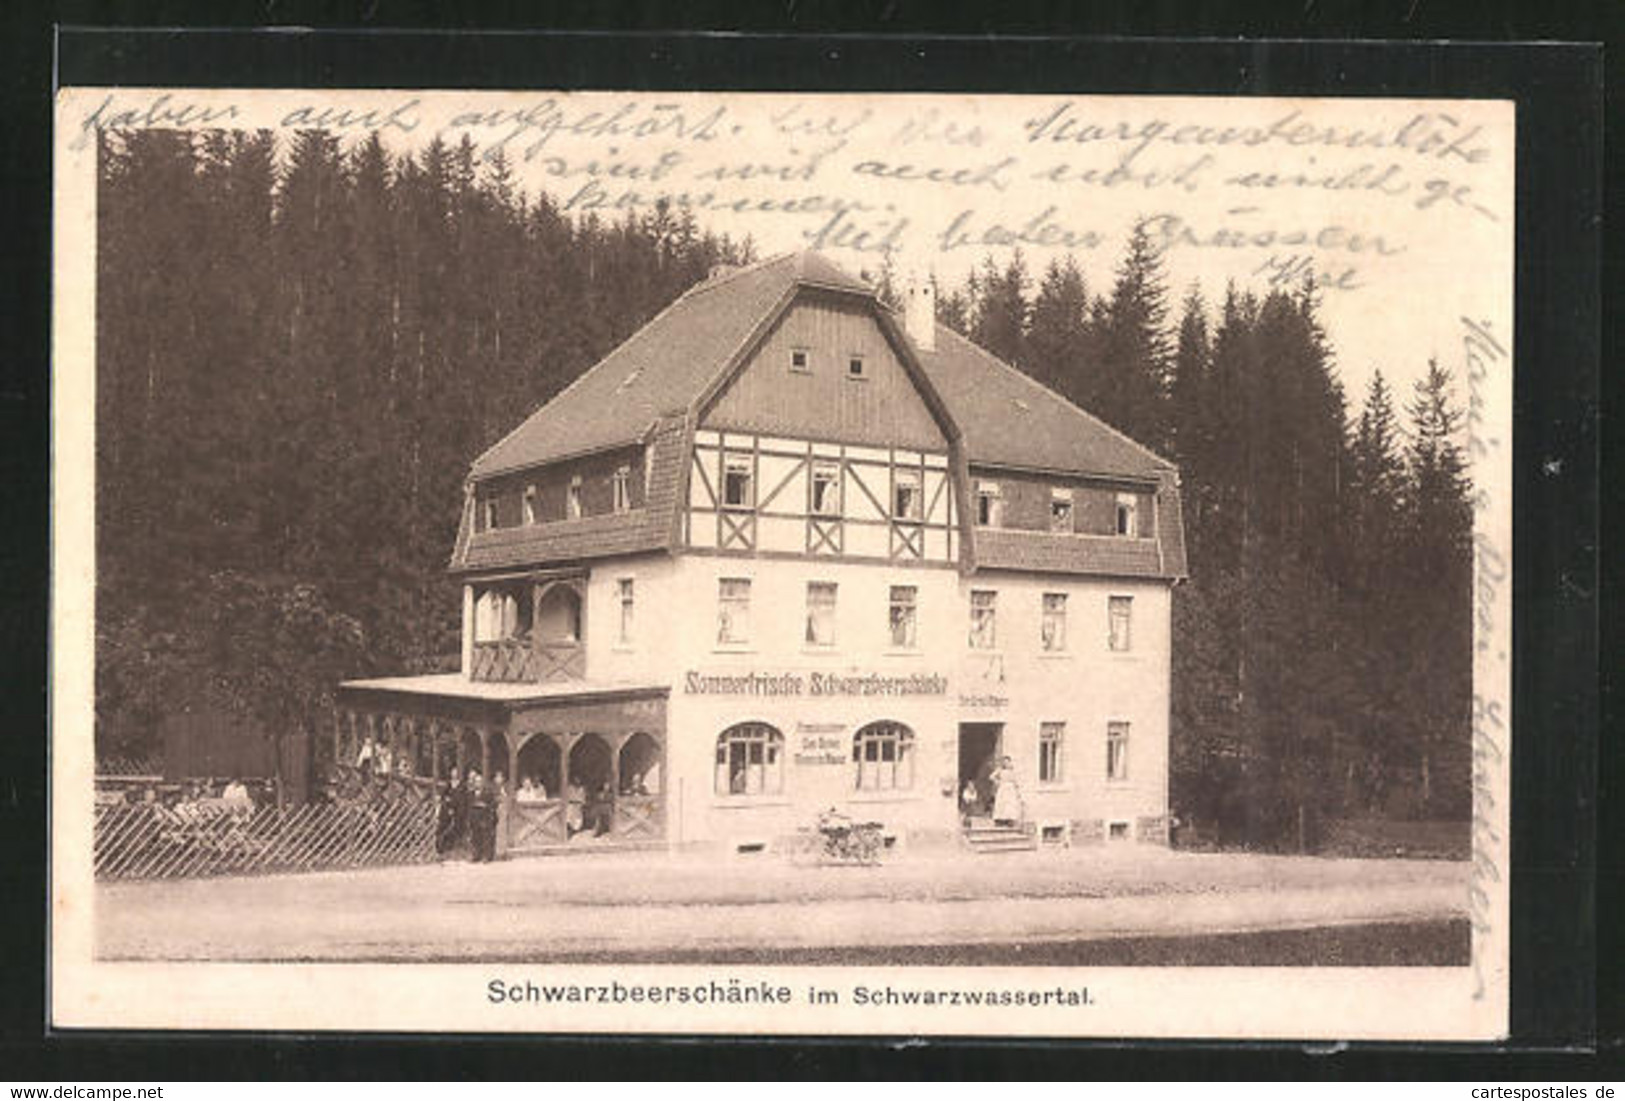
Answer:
[{"left": 335, "top": 251, "right": 1188, "bottom": 855}]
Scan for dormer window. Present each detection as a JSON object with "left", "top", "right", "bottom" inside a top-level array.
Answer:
[
  {"left": 1050, "top": 487, "right": 1074, "bottom": 533},
  {"left": 523, "top": 484, "right": 537, "bottom": 526},
  {"left": 1115, "top": 493, "right": 1138, "bottom": 537},
  {"left": 847, "top": 355, "right": 866, "bottom": 380},
  {"left": 975, "top": 481, "right": 1003, "bottom": 527},
  {"left": 483, "top": 497, "right": 499, "bottom": 531},
  {"left": 790, "top": 348, "right": 811, "bottom": 374},
  {"left": 723, "top": 454, "right": 754, "bottom": 509},
  {"left": 613, "top": 466, "right": 632, "bottom": 513},
  {"left": 568, "top": 475, "right": 583, "bottom": 520}
]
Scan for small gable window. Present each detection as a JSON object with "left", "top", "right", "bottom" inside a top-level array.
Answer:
[
  {"left": 893, "top": 468, "right": 922, "bottom": 521},
  {"left": 847, "top": 355, "right": 866, "bottom": 380},
  {"left": 790, "top": 348, "right": 811, "bottom": 374},
  {"left": 523, "top": 485, "right": 537, "bottom": 526},
  {"left": 723, "top": 454, "right": 754, "bottom": 509},
  {"left": 483, "top": 498, "right": 500, "bottom": 531},
  {"left": 568, "top": 475, "right": 583, "bottom": 520},
  {"left": 810, "top": 461, "right": 841, "bottom": 515}
]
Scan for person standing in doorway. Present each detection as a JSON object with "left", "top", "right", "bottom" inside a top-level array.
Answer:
[{"left": 990, "top": 755, "right": 1025, "bottom": 828}]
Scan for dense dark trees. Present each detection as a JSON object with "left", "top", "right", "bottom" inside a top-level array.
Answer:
[
  {"left": 937, "top": 232, "right": 1476, "bottom": 840},
  {"left": 97, "top": 135, "right": 1473, "bottom": 839},
  {"left": 95, "top": 129, "right": 750, "bottom": 759}
]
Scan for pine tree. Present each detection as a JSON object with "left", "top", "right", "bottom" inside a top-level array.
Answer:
[
  {"left": 933, "top": 275, "right": 970, "bottom": 335},
  {"left": 969, "top": 252, "right": 1029, "bottom": 368},
  {"left": 1396, "top": 359, "right": 1474, "bottom": 815},
  {"left": 1168, "top": 286, "right": 1213, "bottom": 549},
  {"left": 1092, "top": 219, "right": 1171, "bottom": 450},
  {"left": 1025, "top": 257, "right": 1092, "bottom": 402}
]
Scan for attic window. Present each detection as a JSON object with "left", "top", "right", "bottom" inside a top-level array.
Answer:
[
  {"left": 790, "top": 348, "right": 811, "bottom": 374},
  {"left": 723, "top": 454, "right": 754, "bottom": 509},
  {"left": 975, "top": 481, "right": 1003, "bottom": 527},
  {"left": 523, "top": 485, "right": 537, "bottom": 526},
  {"left": 483, "top": 498, "right": 499, "bottom": 531},
  {"left": 1050, "top": 487, "right": 1074, "bottom": 533},
  {"left": 892, "top": 468, "right": 922, "bottom": 521},
  {"left": 1115, "top": 493, "right": 1138, "bottom": 537},
  {"left": 847, "top": 355, "right": 866, "bottom": 380},
  {"left": 568, "top": 475, "right": 583, "bottom": 520},
  {"left": 613, "top": 466, "right": 632, "bottom": 513}
]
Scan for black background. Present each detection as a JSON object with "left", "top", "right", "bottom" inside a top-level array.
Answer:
[{"left": 1, "top": 2, "right": 1609, "bottom": 1080}]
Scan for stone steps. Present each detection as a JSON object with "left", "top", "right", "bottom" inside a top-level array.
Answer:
[{"left": 963, "top": 822, "right": 1038, "bottom": 854}]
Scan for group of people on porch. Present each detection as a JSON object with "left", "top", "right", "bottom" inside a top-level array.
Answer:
[{"left": 434, "top": 766, "right": 505, "bottom": 862}]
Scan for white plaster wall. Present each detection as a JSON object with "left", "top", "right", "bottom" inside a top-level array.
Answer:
[{"left": 653, "top": 553, "right": 1173, "bottom": 850}]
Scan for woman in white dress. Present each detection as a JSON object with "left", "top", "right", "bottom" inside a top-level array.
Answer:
[{"left": 990, "top": 755, "right": 1025, "bottom": 827}]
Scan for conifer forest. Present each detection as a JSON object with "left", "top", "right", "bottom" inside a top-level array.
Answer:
[{"left": 95, "top": 129, "right": 1474, "bottom": 846}]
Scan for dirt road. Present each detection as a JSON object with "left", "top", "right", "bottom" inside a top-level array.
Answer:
[{"left": 96, "top": 846, "right": 1469, "bottom": 963}]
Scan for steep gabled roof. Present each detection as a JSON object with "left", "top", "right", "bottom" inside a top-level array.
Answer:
[
  {"left": 912, "top": 325, "right": 1171, "bottom": 480},
  {"left": 470, "top": 253, "right": 869, "bottom": 479},
  {"left": 468, "top": 250, "right": 1169, "bottom": 484}
]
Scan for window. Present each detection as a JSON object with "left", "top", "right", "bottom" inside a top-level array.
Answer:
[
  {"left": 805, "top": 582, "right": 837, "bottom": 647},
  {"left": 1108, "top": 820, "right": 1131, "bottom": 841},
  {"left": 613, "top": 466, "right": 631, "bottom": 513},
  {"left": 969, "top": 590, "right": 997, "bottom": 650},
  {"left": 1039, "top": 722, "right": 1065, "bottom": 784},
  {"left": 474, "top": 584, "right": 531, "bottom": 642},
  {"left": 847, "top": 355, "right": 866, "bottom": 379},
  {"left": 1050, "top": 487, "right": 1074, "bottom": 533},
  {"left": 1107, "top": 722, "right": 1130, "bottom": 782},
  {"left": 790, "top": 348, "right": 810, "bottom": 373},
  {"left": 1108, "top": 595, "right": 1133, "bottom": 652},
  {"left": 483, "top": 498, "right": 499, "bottom": 531},
  {"left": 1115, "top": 493, "right": 1138, "bottom": 537},
  {"left": 523, "top": 484, "right": 537, "bottom": 526},
  {"left": 568, "top": 475, "right": 583, "bottom": 519},
  {"left": 810, "top": 461, "right": 841, "bottom": 515},
  {"left": 893, "top": 467, "right": 922, "bottom": 521},
  {"left": 888, "top": 585, "right": 918, "bottom": 648},
  {"left": 1041, "top": 593, "right": 1068, "bottom": 652},
  {"left": 722, "top": 454, "right": 754, "bottom": 509},
  {"left": 617, "top": 578, "right": 634, "bottom": 644},
  {"left": 853, "top": 721, "right": 914, "bottom": 791},
  {"left": 716, "top": 722, "right": 783, "bottom": 796},
  {"left": 717, "top": 578, "right": 751, "bottom": 645},
  {"left": 975, "top": 480, "right": 1003, "bottom": 527}
]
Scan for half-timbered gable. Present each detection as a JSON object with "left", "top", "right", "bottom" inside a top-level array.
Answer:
[
  {"left": 701, "top": 292, "right": 948, "bottom": 452},
  {"left": 685, "top": 430, "right": 959, "bottom": 565}
]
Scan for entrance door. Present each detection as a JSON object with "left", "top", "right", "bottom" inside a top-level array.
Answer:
[{"left": 958, "top": 723, "right": 1003, "bottom": 819}]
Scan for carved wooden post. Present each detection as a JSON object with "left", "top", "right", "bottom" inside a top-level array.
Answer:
[
  {"left": 479, "top": 728, "right": 492, "bottom": 781},
  {"left": 430, "top": 721, "right": 442, "bottom": 782}
]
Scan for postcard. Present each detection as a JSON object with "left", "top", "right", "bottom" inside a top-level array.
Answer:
[{"left": 52, "top": 84, "right": 1513, "bottom": 1039}]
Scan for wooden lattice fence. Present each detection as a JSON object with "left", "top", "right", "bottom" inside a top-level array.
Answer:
[
  {"left": 95, "top": 755, "right": 163, "bottom": 777},
  {"left": 93, "top": 797, "right": 438, "bottom": 880}
]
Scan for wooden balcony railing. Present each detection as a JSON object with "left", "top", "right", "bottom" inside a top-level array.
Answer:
[{"left": 471, "top": 638, "right": 585, "bottom": 683}]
